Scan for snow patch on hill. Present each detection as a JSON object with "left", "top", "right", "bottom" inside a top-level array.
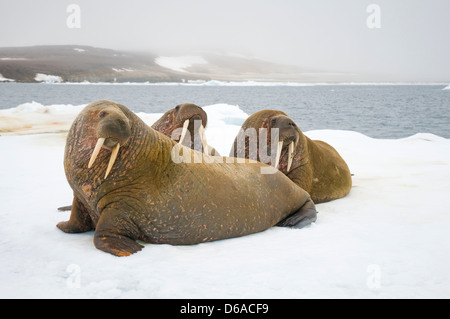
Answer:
[
  {"left": 155, "top": 56, "right": 208, "bottom": 73},
  {"left": 0, "top": 73, "right": 15, "bottom": 82},
  {"left": 35, "top": 73, "right": 63, "bottom": 83}
]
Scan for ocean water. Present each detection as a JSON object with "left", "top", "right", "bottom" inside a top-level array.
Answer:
[{"left": 0, "top": 83, "right": 449, "bottom": 138}]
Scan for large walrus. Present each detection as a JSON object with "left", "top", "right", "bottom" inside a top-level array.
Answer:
[
  {"left": 57, "top": 102, "right": 218, "bottom": 212},
  {"left": 57, "top": 100, "right": 317, "bottom": 256},
  {"left": 151, "top": 103, "right": 219, "bottom": 156},
  {"left": 231, "top": 110, "right": 352, "bottom": 204}
]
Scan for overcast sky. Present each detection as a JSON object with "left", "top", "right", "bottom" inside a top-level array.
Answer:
[{"left": 0, "top": 0, "right": 449, "bottom": 81}]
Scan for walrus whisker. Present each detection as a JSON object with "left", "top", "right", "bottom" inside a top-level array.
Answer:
[
  {"left": 273, "top": 141, "right": 283, "bottom": 170},
  {"left": 105, "top": 143, "right": 120, "bottom": 179},
  {"left": 179, "top": 119, "right": 190, "bottom": 145},
  {"left": 88, "top": 137, "right": 105, "bottom": 168},
  {"left": 287, "top": 142, "right": 295, "bottom": 172}
]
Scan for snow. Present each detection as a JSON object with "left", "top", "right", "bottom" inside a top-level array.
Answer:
[
  {"left": 182, "top": 80, "right": 318, "bottom": 86},
  {"left": 73, "top": 48, "right": 86, "bottom": 53},
  {"left": 155, "top": 56, "right": 208, "bottom": 73},
  {"left": 202, "top": 104, "right": 249, "bottom": 155},
  {"left": 50, "top": 80, "right": 449, "bottom": 87},
  {"left": 443, "top": 84, "right": 450, "bottom": 90},
  {"left": 111, "top": 68, "right": 134, "bottom": 73},
  {"left": 50, "top": 80, "right": 328, "bottom": 86},
  {"left": 0, "top": 57, "right": 27, "bottom": 61},
  {"left": 57, "top": 80, "right": 312, "bottom": 86},
  {"left": 34, "top": 73, "right": 63, "bottom": 84},
  {"left": 0, "top": 73, "right": 15, "bottom": 82},
  {"left": 1, "top": 103, "right": 450, "bottom": 298},
  {"left": 0, "top": 101, "right": 86, "bottom": 134}
]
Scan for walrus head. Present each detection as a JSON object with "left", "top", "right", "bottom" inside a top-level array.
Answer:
[
  {"left": 64, "top": 100, "right": 146, "bottom": 185},
  {"left": 86, "top": 105, "right": 133, "bottom": 179},
  {"left": 152, "top": 103, "right": 207, "bottom": 144},
  {"left": 231, "top": 109, "right": 303, "bottom": 174},
  {"left": 268, "top": 114, "right": 300, "bottom": 173}
]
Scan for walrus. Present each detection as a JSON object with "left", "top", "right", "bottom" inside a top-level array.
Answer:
[
  {"left": 151, "top": 103, "right": 219, "bottom": 156},
  {"left": 57, "top": 100, "right": 317, "bottom": 256},
  {"left": 230, "top": 110, "right": 352, "bottom": 203},
  {"left": 57, "top": 102, "right": 219, "bottom": 212}
]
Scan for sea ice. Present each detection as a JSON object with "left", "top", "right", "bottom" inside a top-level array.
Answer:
[{"left": 0, "top": 102, "right": 449, "bottom": 298}]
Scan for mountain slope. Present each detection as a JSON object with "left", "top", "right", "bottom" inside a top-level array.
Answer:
[{"left": 0, "top": 45, "right": 192, "bottom": 83}]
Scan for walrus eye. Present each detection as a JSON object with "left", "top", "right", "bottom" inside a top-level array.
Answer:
[
  {"left": 175, "top": 105, "right": 180, "bottom": 112},
  {"left": 99, "top": 111, "right": 107, "bottom": 118},
  {"left": 271, "top": 119, "right": 277, "bottom": 126},
  {"left": 289, "top": 122, "right": 296, "bottom": 128}
]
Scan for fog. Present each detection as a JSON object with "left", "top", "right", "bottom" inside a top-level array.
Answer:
[{"left": 0, "top": 0, "right": 449, "bottom": 81}]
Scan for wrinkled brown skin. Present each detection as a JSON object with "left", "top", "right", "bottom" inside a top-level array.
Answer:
[
  {"left": 231, "top": 110, "right": 352, "bottom": 204},
  {"left": 151, "top": 103, "right": 219, "bottom": 156},
  {"left": 57, "top": 101, "right": 317, "bottom": 257},
  {"left": 58, "top": 102, "right": 219, "bottom": 212}
]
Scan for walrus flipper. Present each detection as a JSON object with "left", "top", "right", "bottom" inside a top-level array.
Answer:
[
  {"left": 57, "top": 205, "right": 72, "bottom": 211},
  {"left": 276, "top": 198, "right": 318, "bottom": 229},
  {"left": 57, "top": 196, "right": 94, "bottom": 233},
  {"left": 93, "top": 207, "right": 144, "bottom": 257}
]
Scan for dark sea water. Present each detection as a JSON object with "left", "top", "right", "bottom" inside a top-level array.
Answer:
[{"left": 1, "top": 83, "right": 449, "bottom": 138}]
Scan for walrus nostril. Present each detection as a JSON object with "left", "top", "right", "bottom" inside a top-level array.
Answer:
[
  {"left": 97, "top": 116, "right": 131, "bottom": 147},
  {"left": 116, "top": 118, "right": 127, "bottom": 128}
]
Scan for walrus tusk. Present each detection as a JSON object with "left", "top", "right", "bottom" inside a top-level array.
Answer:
[
  {"left": 273, "top": 141, "right": 284, "bottom": 170},
  {"left": 88, "top": 138, "right": 105, "bottom": 168},
  {"left": 198, "top": 124, "right": 209, "bottom": 153},
  {"left": 105, "top": 143, "right": 120, "bottom": 179},
  {"left": 179, "top": 119, "right": 190, "bottom": 145},
  {"left": 287, "top": 142, "right": 295, "bottom": 173}
]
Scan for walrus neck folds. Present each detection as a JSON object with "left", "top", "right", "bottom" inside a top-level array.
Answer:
[{"left": 151, "top": 109, "right": 176, "bottom": 137}]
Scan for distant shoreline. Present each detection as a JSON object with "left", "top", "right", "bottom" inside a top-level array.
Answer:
[
  {"left": 1, "top": 81, "right": 449, "bottom": 87},
  {"left": 2, "top": 45, "right": 449, "bottom": 85}
]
